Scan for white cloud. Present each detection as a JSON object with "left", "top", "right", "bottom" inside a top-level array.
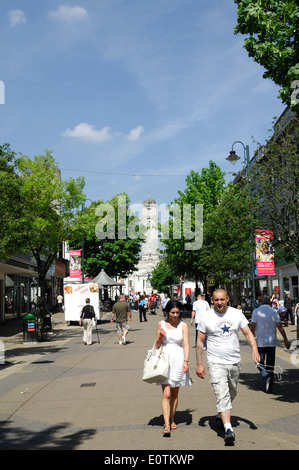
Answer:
[
  {"left": 7, "top": 10, "right": 27, "bottom": 27},
  {"left": 62, "top": 123, "right": 145, "bottom": 144},
  {"left": 62, "top": 123, "right": 112, "bottom": 143},
  {"left": 48, "top": 5, "right": 88, "bottom": 25},
  {"left": 127, "top": 126, "right": 145, "bottom": 141}
]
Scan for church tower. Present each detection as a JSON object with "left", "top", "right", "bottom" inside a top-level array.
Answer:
[
  {"left": 126, "top": 196, "right": 160, "bottom": 295},
  {"left": 140, "top": 196, "right": 159, "bottom": 268}
]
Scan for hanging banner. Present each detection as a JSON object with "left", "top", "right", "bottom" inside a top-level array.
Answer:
[
  {"left": 255, "top": 230, "right": 275, "bottom": 276},
  {"left": 69, "top": 249, "right": 82, "bottom": 278}
]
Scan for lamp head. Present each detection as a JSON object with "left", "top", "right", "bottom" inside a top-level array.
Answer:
[{"left": 226, "top": 150, "right": 241, "bottom": 165}]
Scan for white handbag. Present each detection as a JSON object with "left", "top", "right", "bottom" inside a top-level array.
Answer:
[{"left": 142, "top": 343, "right": 169, "bottom": 384}]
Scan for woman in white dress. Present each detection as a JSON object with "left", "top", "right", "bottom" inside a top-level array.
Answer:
[{"left": 155, "top": 300, "right": 191, "bottom": 436}]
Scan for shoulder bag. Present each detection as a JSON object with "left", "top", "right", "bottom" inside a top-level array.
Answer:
[{"left": 142, "top": 343, "right": 169, "bottom": 384}]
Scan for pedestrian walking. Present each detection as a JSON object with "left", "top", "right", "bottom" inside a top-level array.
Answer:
[
  {"left": 284, "top": 294, "right": 294, "bottom": 325},
  {"left": 110, "top": 294, "right": 132, "bottom": 345},
  {"left": 56, "top": 293, "right": 63, "bottom": 312},
  {"left": 139, "top": 295, "right": 147, "bottom": 322},
  {"left": 155, "top": 300, "right": 191, "bottom": 437},
  {"left": 250, "top": 294, "right": 290, "bottom": 393},
  {"left": 270, "top": 292, "right": 279, "bottom": 310},
  {"left": 196, "top": 288, "right": 260, "bottom": 446},
  {"left": 190, "top": 293, "right": 210, "bottom": 346},
  {"left": 79, "top": 298, "right": 96, "bottom": 345},
  {"left": 161, "top": 292, "right": 170, "bottom": 318}
]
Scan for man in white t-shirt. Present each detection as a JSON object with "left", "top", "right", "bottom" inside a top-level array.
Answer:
[
  {"left": 196, "top": 288, "right": 259, "bottom": 446},
  {"left": 251, "top": 294, "right": 290, "bottom": 393},
  {"left": 161, "top": 293, "right": 170, "bottom": 318},
  {"left": 190, "top": 293, "right": 210, "bottom": 346}
]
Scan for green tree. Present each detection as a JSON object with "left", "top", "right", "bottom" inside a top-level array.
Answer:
[
  {"left": 234, "top": 0, "right": 299, "bottom": 114},
  {"left": 69, "top": 193, "right": 142, "bottom": 279},
  {"left": 160, "top": 162, "right": 226, "bottom": 291},
  {"left": 0, "top": 143, "right": 24, "bottom": 257},
  {"left": 202, "top": 182, "right": 253, "bottom": 285},
  {"left": 150, "top": 260, "right": 176, "bottom": 293},
  {"left": 15, "top": 152, "right": 86, "bottom": 311}
]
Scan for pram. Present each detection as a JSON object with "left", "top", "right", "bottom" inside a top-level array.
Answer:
[
  {"left": 149, "top": 301, "right": 156, "bottom": 315},
  {"left": 278, "top": 306, "right": 288, "bottom": 326}
]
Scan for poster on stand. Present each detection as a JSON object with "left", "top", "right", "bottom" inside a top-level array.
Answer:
[
  {"left": 255, "top": 230, "right": 275, "bottom": 276},
  {"left": 64, "top": 283, "right": 100, "bottom": 321}
]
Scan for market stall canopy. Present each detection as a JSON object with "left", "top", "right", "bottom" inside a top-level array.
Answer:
[{"left": 92, "top": 269, "right": 122, "bottom": 287}]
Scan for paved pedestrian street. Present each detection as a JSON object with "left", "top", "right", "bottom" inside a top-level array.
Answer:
[{"left": 0, "top": 309, "right": 298, "bottom": 452}]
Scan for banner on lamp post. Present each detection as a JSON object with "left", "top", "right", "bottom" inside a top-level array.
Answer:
[
  {"left": 255, "top": 230, "right": 275, "bottom": 276},
  {"left": 69, "top": 249, "right": 82, "bottom": 279}
]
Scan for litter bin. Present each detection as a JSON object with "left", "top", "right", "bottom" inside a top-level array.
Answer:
[
  {"left": 23, "top": 313, "right": 37, "bottom": 344},
  {"left": 44, "top": 311, "right": 52, "bottom": 332}
]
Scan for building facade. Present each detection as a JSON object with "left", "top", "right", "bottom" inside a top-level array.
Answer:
[
  {"left": 230, "top": 107, "right": 299, "bottom": 307},
  {"left": 0, "top": 254, "right": 38, "bottom": 323},
  {"left": 0, "top": 252, "right": 67, "bottom": 324}
]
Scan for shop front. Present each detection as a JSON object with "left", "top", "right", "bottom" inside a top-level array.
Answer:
[
  {"left": 0, "top": 255, "right": 38, "bottom": 324},
  {"left": 255, "top": 263, "right": 299, "bottom": 304},
  {"left": 51, "top": 259, "right": 67, "bottom": 312}
]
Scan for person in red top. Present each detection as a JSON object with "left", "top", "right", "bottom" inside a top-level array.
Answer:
[{"left": 149, "top": 293, "right": 157, "bottom": 314}]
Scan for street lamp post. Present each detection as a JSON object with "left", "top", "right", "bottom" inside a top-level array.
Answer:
[
  {"left": 81, "top": 199, "right": 93, "bottom": 284},
  {"left": 226, "top": 141, "right": 256, "bottom": 307}
]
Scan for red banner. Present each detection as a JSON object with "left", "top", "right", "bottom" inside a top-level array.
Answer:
[
  {"left": 255, "top": 230, "right": 275, "bottom": 276},
  {"left": 69, "top": 249, "right": 82, "bottom": 278}
]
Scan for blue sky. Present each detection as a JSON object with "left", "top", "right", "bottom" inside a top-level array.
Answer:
[{"left": 0, "top": 1, "right": 285, "bottom": 207}]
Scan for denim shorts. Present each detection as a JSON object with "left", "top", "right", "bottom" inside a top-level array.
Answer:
[
  {"left": 116, "top": 321, "right": 130, "bottom": 335},
  {"left": 208, "top": 363, "right": 241, "bottom": 413}
]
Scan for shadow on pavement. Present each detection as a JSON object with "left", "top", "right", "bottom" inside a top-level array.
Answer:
[
  {"left": 0, "top": 420, "right": 96, "bottom": 450},
  {"left": 240, "top": 369, "right": 299, "bottom": 403},
  {"left": 148, "top": 408, "right": 194, "bottom": 427}
]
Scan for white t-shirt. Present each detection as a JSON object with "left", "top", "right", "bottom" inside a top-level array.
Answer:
[
  {"left": 251, "top": 304, "right": 281, "bottom": 347},
  {"left": 197, "top": 307, "right": 248, "bottom": 364},
  {"left": 161, "top": 296, "right": 170, "bottom": 310},
  {"left": 192, "top": 299, "right": 210, "bottom": 323}
]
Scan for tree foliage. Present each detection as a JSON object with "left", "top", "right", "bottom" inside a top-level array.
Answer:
[
  {"left": 202, "top": 182, "right": 254, "bottom": 284},
  {"left": 0, "top": 143, "right": 24, "bottom": 257},
  {"left": 160, "top": 162, "right": 226, "bottom": 287},
  {"left": 4, "top": 151, "right": 86, "bottom": 308},
  {"left": 69, "top": 193, "right": 142, "bottom": 278},
  {"left": 234, "top": 0, "right": 299, "bottom": 114},
  {"left": 150, "top": 260, "right": 176, "bottom": 293}
]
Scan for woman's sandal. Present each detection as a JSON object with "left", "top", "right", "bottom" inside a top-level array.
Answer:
[
  {"left": 163, "top": 424, "right": 171, "bottom": 437},
  {"left": 170, "top": 423, "right": 177, "bottom": 430}
]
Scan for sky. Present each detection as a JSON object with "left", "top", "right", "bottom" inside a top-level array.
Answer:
[{"left": 0, "top": 0, "right": 285, "bottom": 209}]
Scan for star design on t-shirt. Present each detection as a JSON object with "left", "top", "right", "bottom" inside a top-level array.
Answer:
[{"left": 221, "top": 324, "right": 231, "bottom": 334}]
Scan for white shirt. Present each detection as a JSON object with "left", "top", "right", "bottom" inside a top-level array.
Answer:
[
  {"left": 192, "top": 299, "right": 210, "bottom": 323},
  {"left": 197, "top": 307, "right": 248, "bottom": 364},
  {"left": 161, "top": 297, "right": 170, "bottom": 309},
  {"left": 251, "top": 304, "right": 281, "bottom": 347}
]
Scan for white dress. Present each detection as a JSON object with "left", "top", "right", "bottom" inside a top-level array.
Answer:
[{"left": 158, "top": 320, "right": 192, "bottom": 387}]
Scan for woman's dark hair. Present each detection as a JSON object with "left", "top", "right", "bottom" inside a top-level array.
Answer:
[{"left": 165, "top": 299, "right": 183, "bottom": 314}]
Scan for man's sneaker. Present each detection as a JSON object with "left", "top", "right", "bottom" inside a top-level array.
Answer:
[{"left": 224, "top": 428, "right": 235, "bottom": 446}]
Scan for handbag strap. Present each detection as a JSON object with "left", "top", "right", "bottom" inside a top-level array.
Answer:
[{"left": 147, "top": 342, "right": 163, "bottom": 361}]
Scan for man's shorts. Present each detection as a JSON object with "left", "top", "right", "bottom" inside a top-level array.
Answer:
[
  {"left": 208, "top": 363, "right": 241, "bottom": 413},
  {"left": 116, "top": 321, "right": 130, "bottom": 335}
]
